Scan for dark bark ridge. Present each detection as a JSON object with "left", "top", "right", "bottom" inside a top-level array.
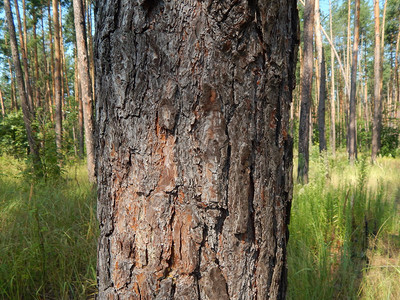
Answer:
[{"left": 95, "top": 1, "right": 298, "bottom": 299}]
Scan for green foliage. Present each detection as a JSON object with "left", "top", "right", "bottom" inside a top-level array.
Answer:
[
  {"left": 0, "top": 157, "right": 98, "bottom": 299},
  {"left": 0, "top": 112, "right": 29, "bottom": 158},
  {"left": 380, "top": 126, "right": 399, "bottom": 157}
]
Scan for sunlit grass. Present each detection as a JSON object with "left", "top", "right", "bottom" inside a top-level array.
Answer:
[
  {"left": 288, "top": 147, "right": 400, "bottom": 299},
  {"left": 0, "top": 156, "right": 98, "bottom": 299}
]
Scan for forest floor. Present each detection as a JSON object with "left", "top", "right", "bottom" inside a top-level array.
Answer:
[
  {"left": 288, "top": 148, "right": 400, "bottom": 299},
  {"left": 0, "top": 150, "right": 399, "bottom": 299}
]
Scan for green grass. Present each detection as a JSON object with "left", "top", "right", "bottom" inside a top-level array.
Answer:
[
  {"left": 288, "top": 149, "right": 400, "bottom": 299},
  {"left": 0, "top": 156, "right": 98, "bottom": 299},
  {"left": 1, "top": 149, "right": 399, "bottom": 299}
]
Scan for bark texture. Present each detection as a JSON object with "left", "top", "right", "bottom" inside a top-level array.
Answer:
[
  {"left": 298, "top": 0, "right": 314, "bottom": 184},
  {"left": 95, "top": 1, "right": 298, "bottom": 299},
  {"left": 73, "top": 0, "right": 96, "bottom": 183}
]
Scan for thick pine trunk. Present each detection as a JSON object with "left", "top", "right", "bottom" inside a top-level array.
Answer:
[
  {"left": 73, "top": 0, "right": 96, "bottom": 183},
  {"left": 298, "top": 0, "right": 314, "bottom": 184},
  {"left": 95, "top": 1, "right": 298, "bottom": 299},
  {"left": 371, "top": 0, "right": 381, "bottom": 163}
]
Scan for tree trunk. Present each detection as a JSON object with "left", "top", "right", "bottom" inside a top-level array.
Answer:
[
  {"left": 73, "top": 0, "right": 96, "bottom": 183},
  {"left": 0, "top": 88, "right": 5, "bottom": 117},
  {"left": 74, "top": 51, "right": 85, "bottom": 159},
  {"left": 48, "top": 1, "right": 55, "bottom": 121},
  {"left": 4, "top": 0, "right": 40, "bottom": 167},
  {"left": 4, "top": 33, "right": 18, "bottom": 112},
  {"left": 395, "top": 19, "right": 400, "bottom": 119},
  {"left": 14, "top": 0, "right": 34, "bottom": 113},
  {"left": 348, "top": 0, "right": 360, "bottom": 163},
  {"left": 329, "top": 0, "right": 336, "bottom": 156},
  {"left": 371, "top": 0, "right": 382, "bottom": 163},
  {"left": 346, "top": 0, "right": 351, "bottom": 97},
  {"left": 315, "top": 0, "right": 326, "bottom": 152},
  {"left": 33, "top": 11, "right": 41, "bottom": 108},
  {"left": 86, "top": 1, "right": 95, "bottom": 104},
  {"left": 298, "top": 0, "right": 314, "bottom": 184},
  {"left": 52, "top": 0, "right": 63, "bottom": 154},
  {"left": 95, "top": 1, "right": 298, "bottom": 299}
]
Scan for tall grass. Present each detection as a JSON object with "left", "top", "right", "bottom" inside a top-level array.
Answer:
[
  {"left": 288, "top": 149, "right": 400, "bottom": 299},
  {"left": 0, "top": 156, "right": 98, "bottom": 299}
]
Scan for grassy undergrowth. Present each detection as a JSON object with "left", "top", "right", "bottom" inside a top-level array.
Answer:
[
  {"left": 288, "top": 149, "right": 400, "bottom": 299},
  {"left": 1, "top": 149, "right": 399, "bottom": 299},
  {"left": 0, "top": 156, "right": 98, "bottom": 299}
]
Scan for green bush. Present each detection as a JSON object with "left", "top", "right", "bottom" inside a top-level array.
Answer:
[
  {"left": 380, "top": 126, "right": 399, "bottom": 157},
  {"left": 0, "top": 112, "right": 29, "bottom": 158}
]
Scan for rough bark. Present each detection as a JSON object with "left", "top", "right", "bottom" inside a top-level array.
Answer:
[
  {"left": 73, "top": 0, "right": 96, "bottom": 183},
  {"left": 371, "top": 0, "right": 382, "bottom": 163},
  {"left": 298, "top": 0, "right": 314, "bottom": 184},
  {"left": 4, "top": 0, "right": 40, "bottom": 166},
  {"left": 52, "top": 0, "right": 63, "bottom": 154},
  {"left": 95, "top": 1, "right": 298, "bottom": 299},
  {"left": 315, "top": 0, "right": 326, "bottom": 152},
  {"left": 348, "top": 0, "right": 360, "bottom": 164}
]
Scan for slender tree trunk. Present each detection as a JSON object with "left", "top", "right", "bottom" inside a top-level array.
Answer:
[
  {"left": 86, "top": 1, "right": 95, "bottom": 104},
  {"left": 74, "top": 53, "right": 84, "bottom": 159},
  {"left": 48, "top": 1, "right": 55, "bottom": 120},
  {"left": 329, "top": 0, "right": 336, "bottom": 156},
  {"left": 73, "top": 0, "right": 96, "bottom": 182},
  {"left": 33, "top": 11, "right": 41, "bottom": 108},
  {"left": 298, "top": 0, "right": 314, "bottom": 184},
  {"left": 348, "top": 0, "right": 360, "bottom": 163},
  {"left": 14, "top": 0, "right": 34, "bottom": 113},
  {"left": 372, "top": 0, "right": 382, "bottom": 163},
  {"left": 393, "top": 16, "right": 400, "bottom": 118},
  {"left": 5, "top": 37, "right": 18, "bottom": 112},
  {"left": 4, "top": 0, "right": 40, "bottom": 168},
  {"left": 346, "top": 0, "right": 351, "bottom": 97},
  {"left": 315, "top": 0, "right": 326, "bottom": 152},
  {"left": 52, "top": 0, "right": 63, "bottom": 154},
  {"left": 0, "top": 88, "right": 5, "bottom": 117},
  {"left": 95, "top": 1, "right": 299, "bottom": 298},
  {"left": 4, "top": 36, "right": 18, "bottom": 112}
]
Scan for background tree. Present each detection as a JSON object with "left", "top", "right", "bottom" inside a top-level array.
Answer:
[
  {"left": 348, "top": 0, "right": 361, "bottom": 163},
  {"left": 95, "top": 1, "right": 298, "bottom": 298},
  {"left": 4, "top": 0, "right": 40, "bottom": 168},
  {"left": 73, "top": 0, "right": 95, "bottom": 182},
  {"left": 371, "top": 0, "right": 382, "bottom": 163},
  {"left": 298, "top": 0, "right": 314, "bottom": 183},
  {"left": 315, "top": 0, "right": 327, "bottom": 153}
]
